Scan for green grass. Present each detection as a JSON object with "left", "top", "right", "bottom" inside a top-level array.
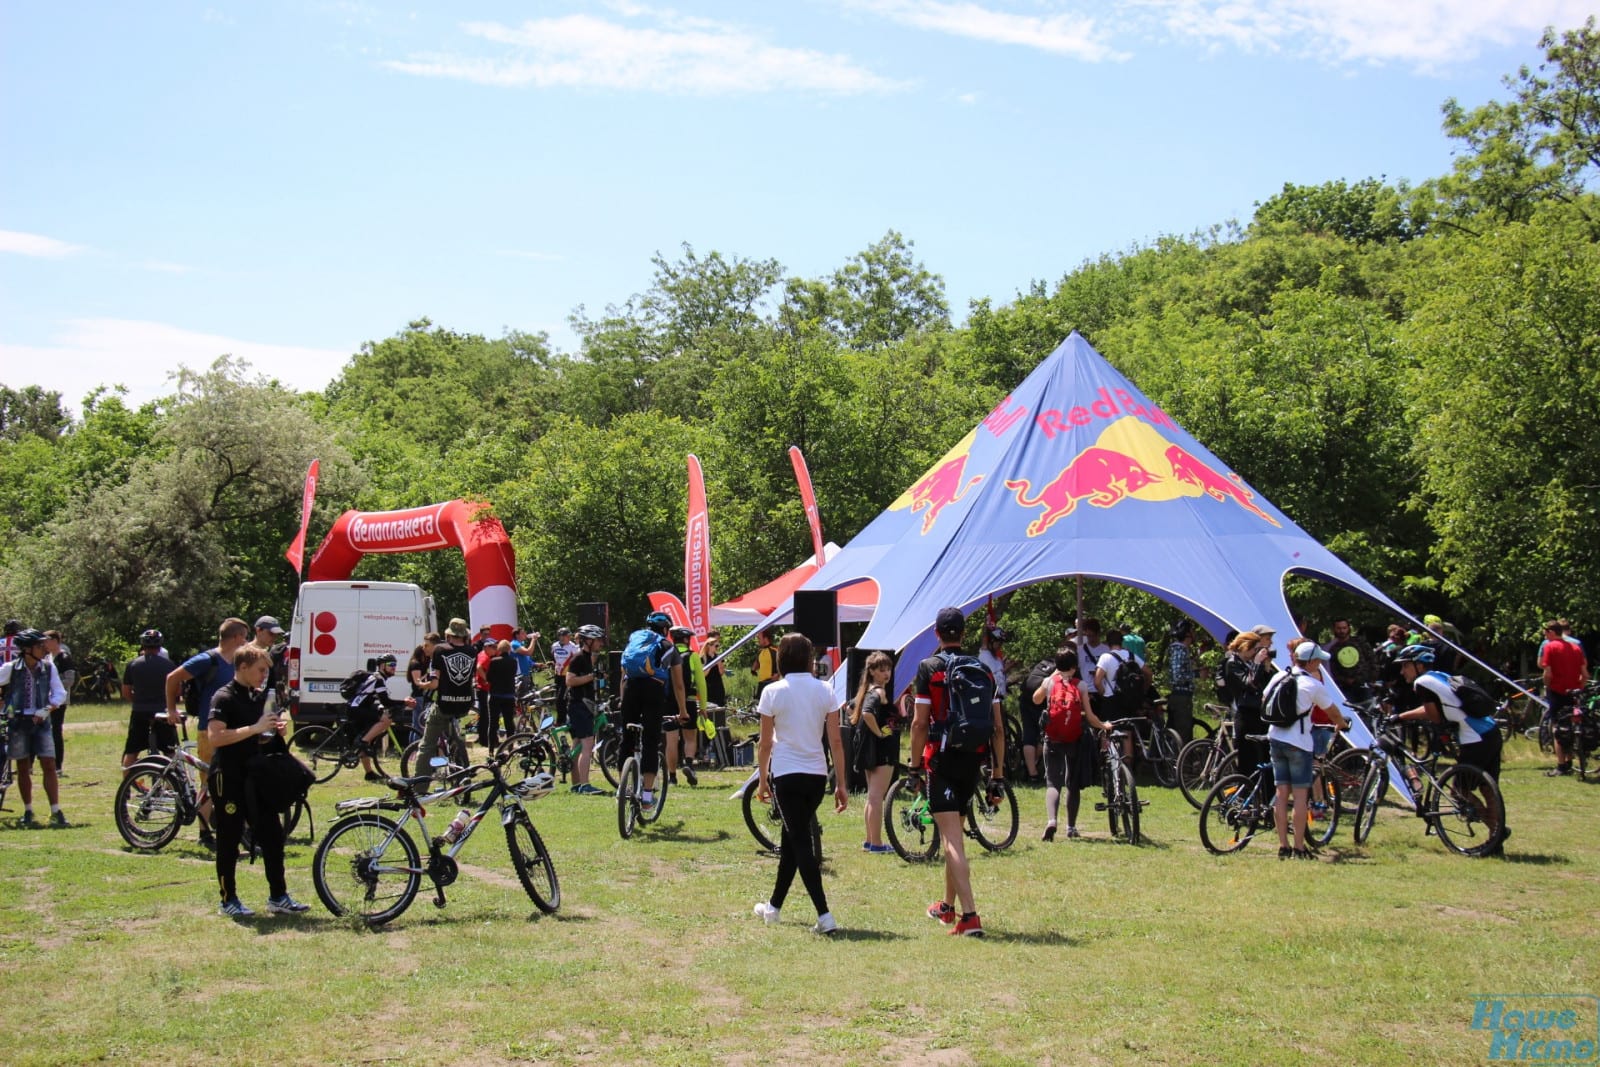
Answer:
[{"left": 3, "top": 712, "right": 1598, "bottom": 1065}]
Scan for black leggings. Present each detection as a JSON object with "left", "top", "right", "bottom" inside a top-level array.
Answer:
[
  {"left": 51, "top": 705, "right": 67, "bottom": 771},
  {"left": 210, "top": 768, "right": 287, "bottom": 903},
  {"left": 620, "top": 680, "right": 664, "bottom": 775},
  {"left": 769, "top": 773, "right": 829, "bottom": 917}
]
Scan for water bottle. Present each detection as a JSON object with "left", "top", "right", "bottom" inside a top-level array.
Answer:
[{"left": 442, "top": 809, "right": 471, "bottom": 844}]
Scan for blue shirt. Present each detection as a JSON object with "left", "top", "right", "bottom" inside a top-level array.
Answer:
[{"left": 182, "top": 649, "right": 234, "bottom": 728}]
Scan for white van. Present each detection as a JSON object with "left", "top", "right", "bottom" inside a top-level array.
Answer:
[{"left": 288, "top": 580, "right": 436, "bottom": 725}]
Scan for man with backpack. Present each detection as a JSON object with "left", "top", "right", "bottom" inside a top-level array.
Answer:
[
  {"left": 166, "top": 618, "right": 251, "bottom": 831},
  {"left": 908, "top": 607, "right": 1005, "bottom": 937},
  {"left": 1094, "top": 629, "right": 1151, "bottom": 718},
  {"left": 617, "top": 612, "right": 687, "bottom": 810},
  {"left": 1033, "top": 646, "right": 1114, "bottom": 841}
]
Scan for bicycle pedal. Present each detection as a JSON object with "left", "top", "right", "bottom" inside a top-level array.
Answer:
[{"left": 1093, "top": 802, "right": 1108, "bottom": 812}]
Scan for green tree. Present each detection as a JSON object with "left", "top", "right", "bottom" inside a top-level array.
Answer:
[
  {"left": 1252, "top": 177, "right": 1427, "bottom": 244},
  {"left": 0, "top": 385, "right": 69, "bottom": 442},
  {"left": 780, "top": 230, "right": 949, "bottom": 349}
]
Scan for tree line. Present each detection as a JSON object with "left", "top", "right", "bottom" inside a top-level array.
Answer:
[{"left": 2, "top": 20, "right": 1597, "bottom": 673}]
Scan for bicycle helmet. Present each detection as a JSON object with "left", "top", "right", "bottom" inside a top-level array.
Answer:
[
  {"left": 646, "top": 611, "right": 672, "bottom": 633},
  {"left": 139, "top": 628, "right": 165, "bottom": 647},
  {"left": 576, "top": 623, "right": 604, "bottom": 642},
  {"left": 1394, "top": 644, "right": 1435, "bottom": 665},
  {"left": 12, "top": 628, "right": 45, "bottom": 650},
  {"left": 669, "top": 626, "right": 694, "bottom": 642},
  {"left": 375, "top": 653, "right": 398, "bottom": 668}
]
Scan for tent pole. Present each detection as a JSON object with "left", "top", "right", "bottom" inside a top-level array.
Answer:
[{"left": 1075, "top": 575, "right": 1084, "bottom": 630}]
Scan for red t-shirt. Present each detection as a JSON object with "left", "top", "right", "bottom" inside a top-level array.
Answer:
[{"left": 1540, "top": 638, "right": 1587, "bottom": 693}]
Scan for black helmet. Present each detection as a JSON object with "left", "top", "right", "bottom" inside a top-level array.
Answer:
[
  {"left": 375, "top": 653, "right": 398, "bottom": 668},
  {"left": 139, "top": 628, "right": 164, "bottom": 647},
  {"left": 12, "top": 628, "right": 46, "bottom": 650},
  {"left": 576, "top": 624, "right": 604, "bottom": 641},
  {"left": 1169, "top": 619, "right": 1193, "bottom": 640},
  {"left": 669, "top": 626, "right": 693, "bottom": 642},
  {"left": 1394, "top": 644, "right": 1434, "bottom": 665}
]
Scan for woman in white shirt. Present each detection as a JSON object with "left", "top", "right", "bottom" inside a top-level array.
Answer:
[{"left": 752, "top": 633, "right": 850, "bottom": 935}]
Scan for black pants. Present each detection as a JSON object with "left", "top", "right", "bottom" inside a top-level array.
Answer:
[
  {"left": 1234, "top": 704, "right": 1269, "bottom": 777},
  {"left": 482, "top": 695, "right": 516, "bottom": 752},
  {"left": 50, "top": 704, "right": 67, "bottom": 771},
  {"left": 769, "top": 773, "right": 829, "bottom": 916},
  {"left": 1167, "top": 690, "right": 1194, "bottom": 744},
  {"left": 553, "top": 676, "right": 568, "bottom": 726},
  {"left": 210, "top": 767, "right": 287, "bottom": 903},
  {"left": 619, "top": 679, "right": 665, "bottom": 776}
]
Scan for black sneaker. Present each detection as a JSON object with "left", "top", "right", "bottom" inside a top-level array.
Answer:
[
  {"left": 1547, "top": 764, "right": 1573, "bottom": 777},
  {"left": 198, "top": 828, "right": 217, "bottom": 851},
  {"left": 364, "top": 771, "right": 384, "bottom": 783},
  {"left": 682, "top": 765, "right": 698, "bottom": 787}
]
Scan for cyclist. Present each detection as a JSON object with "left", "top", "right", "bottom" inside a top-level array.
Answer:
[
  {"left": 1390, "top": 644, "right": 1509, "bottom": 853},
  {"left": 617, "top": 612, "right": 687, "bottom": 810},
  {"left": 347, "top": 654, "right": 415, "bottom": 782},
  {"left": 666, "top": 626, "right": 704, "bottom": 786},
  {"left": 563, "top": 624, "right": 607, "bottom": 795},
  {"left": 0, "top": 628, "right": 69, "bottom": 828},
  {"left": 909, "top": 607, "right": 1005, "bottom": 938},
  {"left": 1033, "top": 646, "right": 1113, "bottom": 841},
  {"left": 1539, "top": 619, "right": 1590, "bottom": 777},
  {"left": 121, "top": 629, "right": 179, "bottom": 775}
]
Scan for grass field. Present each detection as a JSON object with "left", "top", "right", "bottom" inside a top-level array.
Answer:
[{"left": 2, "top": 705, "right": 1598, "bottom": 1066}]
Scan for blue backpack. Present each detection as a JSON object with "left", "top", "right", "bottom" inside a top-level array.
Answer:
[{"left": 621, "top": 629, "right": 670, "bottom": 682}]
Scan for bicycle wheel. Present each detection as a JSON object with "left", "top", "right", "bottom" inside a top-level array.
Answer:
[
  {"left": 1352, "top": 759, "right": 1385, "bottom": 845},
  {"left": 595, "top": 735, "right": 622, "bottom": 789},
  {"left": 312, "top": 813, "right": 420, "bottom": 926},
  {"left": 1328, "top": 749, "right": 1371, "bottom": 816},
  {"left": 505, "top": 809, "right": 560, "bottom": 914},
  {"left": 616, "top": 757, "right": 640, "bottom": 840},
  {"left": 114, "top": 763, "right": 186, "bottom": 851},
  {"left": 1102, "top": 761, "right": 1122, "bottom": 839},
  {"left": 967, "top": 780, "right": 1019, "bottom": 851},
  {"left": 884, "top": 776, "right": 939, "bottom": 862},
  {"left": 1118, "top": 764, "right": 1141, "bottom": 845},
  {"left": 1199, "top": 774, "right": 1262, "bottom": 855},
  {"left": 295, "top": 725, "right": 345, "bottom": 784},
  {"left": 1151, "top": 728, "right": 1181, "bottom": 788},
  {"left": 639, "top": 758, "right": 668, "bottom": 825},
  {"left": 498, "top": 732, "right": 555, "bottom": 779},
  {"left": 1430, "top": 763, "right": 1504, "bottom": 857},
  {"left": 741, "top": 781, "right": 780, "bottom": 852},
  {"left": 1308, "top": 773, "right": 1340, "bottom": 848},
  {"left": 1177, "top": 738, "right": 1218, "bottom": 810}
]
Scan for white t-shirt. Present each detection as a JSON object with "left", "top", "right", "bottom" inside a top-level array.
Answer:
[
  {"left": 1094, "top": 649, "right": 1143, "bottom": 699},
  {"left": 1078, "top": 640, "right": 1110, "bottom": 682},
  {"left": 758, "top": 672, "right": 836, "bottom": 778},
  {"left": 1267, "top": 668, "right": 1333, "bottom": 752},
  {"left": 1413, "top": 671, "right": 1487, "bottom": 744},
  {"left": 978, "top": 648, "right": 1007, "bottom": 698}
]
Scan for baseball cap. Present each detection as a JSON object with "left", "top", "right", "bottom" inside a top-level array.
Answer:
[
  {"left": 447, "top": 618, "right": 470, "bottom": 638},
  {"left": 935, "top": 607, "right": 966, "bottom": 635},
  {"left": 1294, "top": 642, "right": 1331, "bottom": 663},
  {"left": 254, "top": 615, "right": 284, "bottom": 634}
]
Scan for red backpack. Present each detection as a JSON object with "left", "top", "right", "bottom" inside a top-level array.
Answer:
[{"left": 1042, "top": 674, "right": 1084, "bottom": 744}]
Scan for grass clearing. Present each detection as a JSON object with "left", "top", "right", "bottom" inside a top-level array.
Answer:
[{"left": 2, "top": 713, "right": 1598, "bottom": 1065}]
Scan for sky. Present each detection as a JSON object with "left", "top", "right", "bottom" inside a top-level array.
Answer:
[{"left": 2, "top": 0, "right": 1594, "bottom": 411}]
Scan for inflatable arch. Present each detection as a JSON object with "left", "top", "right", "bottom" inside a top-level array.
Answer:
[{"left": 306, "top": 501, "right": 517, "bottom": 639}]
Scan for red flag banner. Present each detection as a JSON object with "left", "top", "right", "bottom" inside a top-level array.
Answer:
[
  {"left": 788, "top": 446, "right": 827, "bottom": 566},
  {"left": 284, "top": 458, "right": 319, "bottom": 576},
  {"left": 685, "top": 454, "right": 712, "bottom": 638}
]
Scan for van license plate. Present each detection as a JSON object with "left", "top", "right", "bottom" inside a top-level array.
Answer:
[{"left": 307, "top": 681, "right": 342, "bottom": 693}]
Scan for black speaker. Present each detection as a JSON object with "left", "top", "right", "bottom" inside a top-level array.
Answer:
[
  {"left": 793, "top": 589, "right": 839, "bottom": 649},
  {"left": 846, "top": 647, "right": 898, "bottom": 698},
  {"left": 577, "top": 602, "right": 610, "bottom": 633},
  {"left": 605, "top": 650, "right": 621, "bottom": 684}
]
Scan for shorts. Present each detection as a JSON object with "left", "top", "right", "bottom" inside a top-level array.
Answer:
[
  {"left": 124, "top": 708, "right": 179, "bottom": 757},
  {"left": 855, "top": 729, "right": 900, "bottom": 772},
  {"left": 1042, "top": 739, "right": 1095, "bottom": 792},
  {"left": 1311, "top": 725, "right": 1336, "bottom": 758},
  {"left": 1020, "top": 705, "right": 1042, "bottom": 747},
  {"left": 927, "top": 749, "right": 983, "bottom": 814},
  {"left": 1457, "top": 731, "right": 1503, "bottom": 783},
  {"left": 567, "top": 698, "right": 596, "bottom": 741},
  {"left": 1269, "top": 739, "right": 1315, "bottom": 789},
  {"left": 7, "top": 715, "right": 55, "bottom": 760}
]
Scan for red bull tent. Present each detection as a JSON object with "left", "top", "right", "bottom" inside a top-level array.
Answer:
[{"left": 784, "top": 332, "right": 1413, "bottom": 700}]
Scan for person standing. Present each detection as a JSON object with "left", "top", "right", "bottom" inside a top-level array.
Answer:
[
  {"left": 910, "top": 607, "right": 1005, "bottom": 938},
  {"left": 1322, "top": 619, "right": 1375, "bottom": 701},
  {"left": 406, "top": 633, "right": 439, "bottom": 745},
  {"left": 550, "top": 628, "right": 577, "bottom": 725},
  {"left": 752, "top": 633, "right": 849, "bottom": 934},
  {"left": 0, "top": 619, "right": 22, "bottom": 665},
  {"left": 122, "top": 629, "right": 179, "bottom": 774},
  {"left": 208, "top": 645, "right": 309, "bottom": 917},
  {"left": 1034, "top": 648, "right": 1113, "bottom": 841},
  {"left": 1, "top": 629, "right": 69, "bottom": 827},
  {"left": 851, "top": 651, "right": 900, "bottom": 853},
  {"left": 418, "top": 619, "right": 477, "bottom": 771},
  {"left": 562, "top": 624, "right": 608, "bottom": 795},
  {"left": 250, "top": 616, "right": 288, "bottom": 712},
  {"left": 166, "top": 618, "right": 251, "bottom": 830},
  {"left": 1538, "top": 619, "right": 1590, "bottom": 777},
  {"left": 1267, "top": 640, "right": 1347, "bottom": 859},
  {"left": 751, "top": 629, "right": 780, "bottom": 702},
  {"left": 1166, "top": 620, "right": 1198, "bottom": 743},
  {"left": 1071, "top": 618, "right": 1110, "bottom": 682},
  {"left": 666, "top": 627, "right": 704, "bottom": 784},
  {"left": 42, "top": 630, "right": 74, "bottom": 774},
  {"left": 1223, "top": 628, "right": 1275, "bottom": 780}
]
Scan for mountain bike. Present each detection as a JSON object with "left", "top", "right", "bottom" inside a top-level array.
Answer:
[
  {"left": 1177, "top": 707, "right": 1237, "bottom": 809},
  {"left": 1111, "top": 709, "right": 1182, "bottom": 788},
  {"left": 1352, "top": 717, "right": 1505, "bottom": 856},
  {"left": 292, "top": 713, "right": 408, "bottom": 784},
  {"left": 883, "top": 760, "right": 1019, "bottom": 862},
  {"left": 399, "top": 709, "right": 470, "bottom": 779},
  {"left": 1095, "top": 721, "right": 1147, "bottom": 845},
  {"left": 737, "top": 759, "right": 833, "bottom": 857},
  {"left": 1551, "top": 686, "right": 1600, "bottom": 779},
  {"left": 1198, "top": 738, "right": 1340, "bottom": 854},
  {"left": 616, "top": 719, "right": 669, "bottom": 840},
  {"left": 311, "top": 759, "right": 559, "bottom": 925}
]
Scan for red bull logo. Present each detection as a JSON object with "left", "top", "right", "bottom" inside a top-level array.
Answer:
[
  {"left": 1006, "top": 417, "right": 1280, "bottom": 537},
  {"left": 1005, "top": 449, "right": 1163, "bottom": 536},
  {"left": 890, "top": 430, "right": 983, "bottom": 535}
]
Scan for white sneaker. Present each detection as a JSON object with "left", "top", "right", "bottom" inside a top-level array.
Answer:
[
  {"left": 753, "top": 901, "right": 781, "bottom": 924},
  {"left": 812, "top": 912, "right": 838, "bottom": 935}
]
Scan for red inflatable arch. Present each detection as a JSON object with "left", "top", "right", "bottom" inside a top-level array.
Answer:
[{"left": 306, "top": 500, "right": 517, "bottom": 639}]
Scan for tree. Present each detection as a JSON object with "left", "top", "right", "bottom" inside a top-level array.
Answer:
[
  {"left": 780, "top": 231, "right": 949, "bottom": 349},
  {"left": 0, "top": 385, "right": 69, "bottom": 442},
  {"left": 1252, "top": 178, "right": 1427, "bottom": 244}
]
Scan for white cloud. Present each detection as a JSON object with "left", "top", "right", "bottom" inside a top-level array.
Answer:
[
  {"left": 0, "top": 229, "right": 86, "bottom": 259},
  {"left": 384, "top": 11, "right": 906, "bottom": 94},
  {"left": 851, "top": 0, "right": 1127, "bottom": 61},
  {"left": 0, "top": 319, "right": 353, "bottom": 411}
]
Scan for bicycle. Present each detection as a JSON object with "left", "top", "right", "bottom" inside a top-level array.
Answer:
[
  {"left": 1550, "top": 685, "right": 1600, "bottom": 779},
  {"left": 737, "top": 759, "right": 832, "bottom": 857},
  {"left": 615, "top": 719, "right": 670, "bottom": 840},
  {"left": 0, "top": 712, "right": 13, "bottom": 812},
  {"left": 293, "top": 713, "right": 408, "bottom": 784},
  {"left": 1095, "top": 720, "right": 1148, "bottom": 845},
  {"left": 1112, "top": 706, "right": 1183, "bottom": 788},
  {"left": 1177, "top": 706, "right": 1237, "bottom": 809},
  {"left": 882, "top": 761, "right": 1019, "bottom": 862},
  {"left": 399, "top": 709, "right": 471, "bottom": 779},
  {"left": 1351, "top": 717, "right": 1505, "bottom": 856},
  {"left": 311, "top": 758, "right": 559, "bottom": 925}
]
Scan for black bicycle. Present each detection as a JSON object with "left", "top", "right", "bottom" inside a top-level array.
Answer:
[{"left": 616, "top": 719, "right": 669, "bottom": 840}]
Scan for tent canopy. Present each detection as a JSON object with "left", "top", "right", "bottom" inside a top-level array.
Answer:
[
  {"left": 794, "top": 332, "right": 1409, "bottom": 671},
  {"left": 710, "top": 543, "right": 878, "bottom": 627}
]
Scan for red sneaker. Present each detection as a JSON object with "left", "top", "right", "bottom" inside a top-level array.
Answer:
[
  {"left": 927, "top": 900, "right": 956, "bottom": 925},
  {"left": 952, "top": 914, "right": 984, "bottom": 937}
]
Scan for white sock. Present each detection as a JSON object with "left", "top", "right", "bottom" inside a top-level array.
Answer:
[{"left": 50, "top": 805, "right": 62, "bottom": 815}]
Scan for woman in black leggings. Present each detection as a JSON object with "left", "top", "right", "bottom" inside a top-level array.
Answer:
[{"left": 752, "top": 633, "right": 850, "bottom": 935}]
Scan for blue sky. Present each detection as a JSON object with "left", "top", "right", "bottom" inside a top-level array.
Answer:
[{"left": 2, "top": 0, "right": 1593, "bottom": 409}]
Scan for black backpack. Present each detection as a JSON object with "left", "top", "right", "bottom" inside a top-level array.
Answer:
[
  {"left": 939, "top": 652, "right": 997, "bottom": 752},
  {"left": 1259, "top": 668, "right": 1305, "bottom": 727},
  {"left": 1112, "top": 650, "right": 1147, "bottom": 710},
  {"left": 339, "top": 669, "right": 376, "bottom": 703}
]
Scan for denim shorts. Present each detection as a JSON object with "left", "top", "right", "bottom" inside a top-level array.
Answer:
[
  {"left": 1312, "top": 725, "right": 1336, "bottom": 758},
  {"left": 1269, "top": 739, "right": 1314, "bottom": 789},
  {"left": 8, "top": 715, "right": 56, "bottom": 761}
]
